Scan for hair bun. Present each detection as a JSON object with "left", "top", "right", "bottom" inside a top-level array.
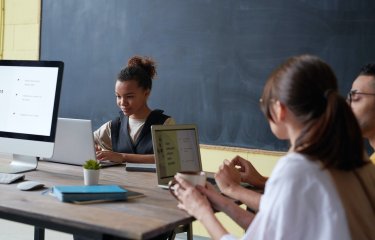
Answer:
[{"left": 127, "top": 56, "right": 157, "bottom": 80}]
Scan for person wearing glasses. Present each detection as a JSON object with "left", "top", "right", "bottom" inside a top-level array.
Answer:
[
  {"left": 172, "top": 55, "right": 375, "bottom": 240},
  {"left": 348, "top": 63, "right": 375, "bottom": 163},
  {"left": 214, "top": 62, "right": 375, "bottom": 213}
]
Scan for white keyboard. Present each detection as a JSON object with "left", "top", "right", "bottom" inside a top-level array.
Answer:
[{"left": 0, "top": 173, "right": 25, "bottom": 184}]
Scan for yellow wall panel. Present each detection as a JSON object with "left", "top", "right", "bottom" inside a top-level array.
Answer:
[
  {"left": 201, "top": 147, "right": 247, "bottom": 172},
  {"left": 3, "top": 0, "right": 40, "bottom": 60},
  {"left": 247, "top": 153, "right": 280, "bottom": 176},
  {"left": 3, "top": 25, "right": 14, "bottom": 50},
  {"left": 14, "top": 24, "right": 39, "bottom": 50},
  {"left": 3, "top": 50, "right": 38, "bottom": 60},
  {"left": 201, "top": 144, "right": 282, "bottom": 176},
  {"left": 5, "top": 0, "right": 40, "bottom": 25}
]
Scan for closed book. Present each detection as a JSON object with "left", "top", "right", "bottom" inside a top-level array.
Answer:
[
  {"left": 125, "top": 163, "right": 156, "bottom": 172},
  {"left": 53, "top": 185, "right": 128, "bottom": 203}
]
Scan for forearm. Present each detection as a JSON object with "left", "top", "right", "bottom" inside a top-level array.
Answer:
[
  {"left": 221, "top": 199, "right": 255, "bottom": 229},
  {"left": 199, "top": 212, "right": 229, "bottom": 240},
  {"left": 122, "top": 154, "right": 155, "bottom": 163},
  {"left": 244, "top": 175, "right": 268, "bottom": 189},
  {"left": 227, "top": 186, "right": 262, "bottom": 212}
]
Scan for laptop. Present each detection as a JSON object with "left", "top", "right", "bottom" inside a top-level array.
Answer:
[
  {"left": 151, "top": 124, "right": 215, "bottom": 188},
  {"left": 44, "top": 118, "right": 118, "bottom": 167}
]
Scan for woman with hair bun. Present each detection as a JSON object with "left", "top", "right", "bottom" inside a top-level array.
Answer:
[
  {"left": 172, "top": 55, "right": 375, "bottom": 240},
  {"left": 94, "top": 56, "right": 174, "bottom": 164}
]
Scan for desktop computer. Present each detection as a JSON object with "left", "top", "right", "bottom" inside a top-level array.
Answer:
[{"left": 0, "top": 60, "right": 64, "bottom": 173}]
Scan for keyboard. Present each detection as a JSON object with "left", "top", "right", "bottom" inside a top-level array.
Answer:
[
  {"left": 0, "top": 173, "right": 25, "bottom": 184},
  {"left": 125, "top": 163, "right": 156, "bottom": 172},
  {"left": 100, "top": 160, "right": 122, "bottom": 168}
]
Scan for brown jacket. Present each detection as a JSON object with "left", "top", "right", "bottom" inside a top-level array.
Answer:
[{"left": 329, "top": 162, "right": 375, "bottom": 240}]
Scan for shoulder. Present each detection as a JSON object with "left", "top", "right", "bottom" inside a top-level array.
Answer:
[
  {"left": 151, "top": 109, "right": 170, "bottom": 117},
  {"left": 370, "top": 152, "right": 375, "bottom": 164},
  {"left": 254, "top": 152, "right": 349, "bottom": 239},
  {"left": 93, "top": 121, "right": 113, "bottom": 151},
  {"left": 147, "top": 109, "right": 172, "bottom": 124},
  {"left": 163, "top": 117, "right": 176, "bottom": 125},
  {"left": 94, "top": 121, "right": 111, "bottom": 135},
  {"left": 270, "top": 152, "right": 323, "bottom": 182},
  {"left": 264, "top": 152, "right": 342, "bottom": 212}
]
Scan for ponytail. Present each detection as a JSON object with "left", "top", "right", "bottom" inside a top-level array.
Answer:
[
  {"left": 261, "top": 55, "right": 367, "bottom": 171},
  {"left": 295, "top": 92, "right": 366, "bottom": 170}
]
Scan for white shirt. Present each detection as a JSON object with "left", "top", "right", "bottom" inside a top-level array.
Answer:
[
  {"left": 221, "top": 152, "right": 350, "bottom": 240},
  {"left": 128, "top": 118, "right": 146, "bottom": 143}
]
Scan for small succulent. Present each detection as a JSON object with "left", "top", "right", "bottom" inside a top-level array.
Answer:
[{"left": 83, "top": 159, "right": 101, "bottom": 170}]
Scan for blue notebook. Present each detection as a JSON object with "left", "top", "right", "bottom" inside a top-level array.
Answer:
[{"left": 53, "top": 185, "right": 128, "bottom": 203}]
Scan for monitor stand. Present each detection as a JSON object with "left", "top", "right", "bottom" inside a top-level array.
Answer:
[{"left": 0, "top": 154, "right": 38, "bottom": 173}]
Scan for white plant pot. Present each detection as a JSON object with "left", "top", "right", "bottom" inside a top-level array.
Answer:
[{"left": 83, "top": 169, "right": 100, "bottom": 185}]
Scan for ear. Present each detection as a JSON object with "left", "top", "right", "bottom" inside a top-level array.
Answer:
[
  {"left": 144, "top": 89, "right": 151, "bottom": 98},
  {"left": 274, "top": 100, "right": 287, "bottom": 122}
]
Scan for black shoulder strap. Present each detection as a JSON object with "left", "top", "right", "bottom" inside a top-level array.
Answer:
[
  {"left": 110, "top": 114, "right": 121, "bottom": 151},
  {"left": 134, "top": 109, "right": 170, "bottom": 146}
]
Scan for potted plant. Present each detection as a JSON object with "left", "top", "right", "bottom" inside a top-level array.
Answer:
[{"left": 83, "top": 159, "right": 101, "bottom": 185}]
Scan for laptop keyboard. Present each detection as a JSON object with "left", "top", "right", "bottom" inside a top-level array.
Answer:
[{"left": 0, "top": 173, "right": 25, "bottom": 184}]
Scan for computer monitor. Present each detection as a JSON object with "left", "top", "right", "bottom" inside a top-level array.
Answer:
[{"left": 0, "top": 60, "right": 63, "bottom": 173}]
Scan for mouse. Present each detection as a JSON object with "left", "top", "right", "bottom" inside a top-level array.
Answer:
[{"left": 17, "top": 181, "right": 45, "bottom": 191}]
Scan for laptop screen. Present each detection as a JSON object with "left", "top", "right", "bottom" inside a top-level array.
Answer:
[{"left": 152, "top": 125, "right": 202, "bottom": 180}]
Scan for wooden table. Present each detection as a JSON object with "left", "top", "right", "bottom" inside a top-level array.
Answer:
[{"left": 0, "top": 161, "right": 193, "bottom": 239}]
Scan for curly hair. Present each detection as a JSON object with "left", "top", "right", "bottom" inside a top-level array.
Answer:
[{"left": 117, "top": 56, "right": 157, "bottom": 90}]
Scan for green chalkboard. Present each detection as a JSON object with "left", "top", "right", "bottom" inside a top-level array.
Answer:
[{"left": 41, "top": 0, "right": 375, "bottom": 151}]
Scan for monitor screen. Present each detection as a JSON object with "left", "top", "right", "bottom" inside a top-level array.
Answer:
[{"left": 0, "top": 60, "right": 63, "bottom": 173}]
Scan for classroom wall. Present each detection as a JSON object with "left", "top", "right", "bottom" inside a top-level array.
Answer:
[
  {"left": 1, "top": 0, "right": 281, "bottom": 238},
  {"left": 0, "top": 0, "right": 3, "bottom": 58},
  {"left": 2, "top": 0, "right": 40, "bottom": 60}
]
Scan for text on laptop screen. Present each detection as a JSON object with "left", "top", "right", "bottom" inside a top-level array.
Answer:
[{"left": 154, "top": 129, "right": 201, "bottom": 179}]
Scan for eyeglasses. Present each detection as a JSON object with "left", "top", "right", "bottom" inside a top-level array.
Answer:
[{"left": 347, "top": 90, "right": 375, "bottom": 104}]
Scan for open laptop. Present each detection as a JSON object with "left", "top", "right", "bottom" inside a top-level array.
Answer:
[
  {"left": 151, "top": 124, "right": 215, "bottom": 188},
  {"left": 44, "top": 118, "right": 118, "bottom": 167}
]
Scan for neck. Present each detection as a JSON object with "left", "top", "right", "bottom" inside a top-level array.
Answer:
[
  {"left": 130, "top": 106, "right": 151, "bottom": 120},
  {"left": 285, "top": 119, "right": 304, "bottom": 151}
]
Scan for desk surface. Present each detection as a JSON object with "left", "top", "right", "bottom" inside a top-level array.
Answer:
[{"left": 0, "top": 161, "right": 192, "bottom": 239}]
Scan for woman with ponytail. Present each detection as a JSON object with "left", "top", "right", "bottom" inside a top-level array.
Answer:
[
  {"left": 94, "top": 56, "right": 174, "bottom": 164},
  {"left": 172, "top": 55, "right": 375, "bottom": 240}
]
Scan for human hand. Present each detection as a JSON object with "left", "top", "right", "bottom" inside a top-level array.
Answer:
[
  {"left": 94, "top": 144, "right": 102, "bottom": 152},
  {"left": 230, "top": 155, "right": 267, "bottom": 188},
  {"left": 96, "top": 150, "right": 124, "bottom": 163},
  {"left": 174, "top": 175, "right": 214, "bottom": 221},
  {"left": 196, "top": 183, "right": 231, "bottom": 212},
  {"left": 215, "top": 159, "right": 242, "bottom": 197}
]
